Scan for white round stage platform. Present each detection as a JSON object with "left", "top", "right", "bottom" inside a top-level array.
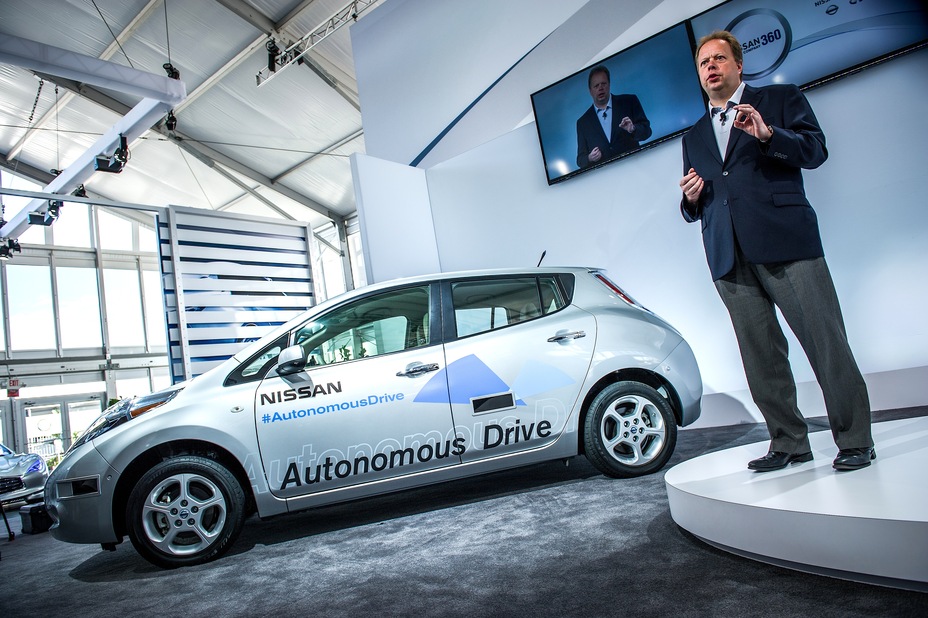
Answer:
[{"left": 665, "top": 417, "right": 928, "bottom": 591}]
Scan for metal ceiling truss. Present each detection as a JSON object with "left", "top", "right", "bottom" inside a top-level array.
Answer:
[
  {"left": 217, "top": 0, "right": 361, "bottom": 108},
  {"left": 163, "top": 131, "right": 339, "bottom": 221},
  {"left": 0, "top": 158, "right": 56, "bottom": 187},
  {"left": 272, "top": 128, "right": 363, "bottom": 182},
  {"left": 256, "top": 0, "right": 379, "bottom": 87},
  {"left": 215, "top": 0, "right": 281, "bottom": 36}
]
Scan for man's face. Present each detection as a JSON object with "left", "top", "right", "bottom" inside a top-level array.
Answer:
[
  {"left": 589, "top": 71, "right": 610, "bottom": 107},
  {"left": 696, "top": 39, "right": 742, "bottom": 100}
]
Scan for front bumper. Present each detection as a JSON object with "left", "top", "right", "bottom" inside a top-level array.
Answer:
[
  {"left": 44, "top": 442, "right": 122, "bottom": 545},
  {"left": 0, "top": 473, "right": 47, "bottom": 503}
]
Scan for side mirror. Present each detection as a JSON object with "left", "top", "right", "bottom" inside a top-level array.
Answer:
[{"left": 276, "top": 344, "right": 307, "bottom": 376}]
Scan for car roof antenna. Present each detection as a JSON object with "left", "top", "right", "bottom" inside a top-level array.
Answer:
[{"left": 536, "top": 250, "right": 547, "bottom": 267}]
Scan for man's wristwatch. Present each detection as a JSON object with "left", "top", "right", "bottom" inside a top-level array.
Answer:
[{"left": 760, "top": 125, "right": 773, "bottom": 144}]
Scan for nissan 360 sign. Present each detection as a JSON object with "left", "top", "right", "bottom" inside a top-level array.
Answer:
[{"left": 691, "top": 0, "right": 928, "bottom": 89}]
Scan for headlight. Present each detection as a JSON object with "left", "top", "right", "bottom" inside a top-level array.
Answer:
[
  {"left": 26, "top": 457, "right": 47, "bottom": 474},
  {"left": 69, "top": 388, "right": 182, "bottom": 452}
]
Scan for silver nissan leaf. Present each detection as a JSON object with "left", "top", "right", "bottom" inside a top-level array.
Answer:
[{"left": 45, "top": 267, "right": 702, "bottom": 568}]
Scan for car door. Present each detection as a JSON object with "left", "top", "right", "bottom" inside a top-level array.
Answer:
[
  {"left": 253, "top": 283, "right": 459, "bottom": 499},
  {"left": 432, "top": 275, "right": 596, "bottom": 463}
]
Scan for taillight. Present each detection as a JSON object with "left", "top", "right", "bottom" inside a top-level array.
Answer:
[{"left": 593, "top": 272, "right": 646, "bottom": 310}]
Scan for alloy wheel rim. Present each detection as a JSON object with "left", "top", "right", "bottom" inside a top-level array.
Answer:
[
  {"left": 141, "top": 472, "right": 228, "bottom": 556},
  {"left": 599, "top": 394, "right": 666, "bottom": 466}
]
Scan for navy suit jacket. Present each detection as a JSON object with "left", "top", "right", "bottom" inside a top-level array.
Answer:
[
  {"left": 576, "top": 94, "right": 651, "bottom": 168},
  {"left": 681, "top": 83, "right": 828, "bottom": 281}
]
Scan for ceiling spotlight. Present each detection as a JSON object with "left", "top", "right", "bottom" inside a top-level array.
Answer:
[
  {"left": 113, "top": 137, "right": 129, "bottom": 164},
  {"left": 28, "top": 200, "right": 62, "bottom": 226},
  {"left": 94, "top": 134, "right": 129, "bottom": 174},
  {"left": 266, "top": 39, "right": 280, "bottom": 73},
  {"left": 163, "top": 62, "right": 180, "bottom": 80},
  {"left": 0, "top": 238, "right": 22, "bottom": 260},
  {"left": 72, "top": 184, "right": 87, "bottom": 198},
  {"left": 165, "top": 110, "right": 177, "bottom": 131}
]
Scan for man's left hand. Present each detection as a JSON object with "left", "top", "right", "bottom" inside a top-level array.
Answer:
[
  {"left": 619, "top": 116, "right": 635, "bottom": 133},
  {"left": 732, "top": 104, "right": 772, "bottom": 141}
]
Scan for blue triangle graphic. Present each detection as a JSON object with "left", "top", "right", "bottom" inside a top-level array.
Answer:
[
  {"left": 414, "top": 354, "right": 513, "bottom": 404},
  {"left": 414, "top": 368, "right": 451, "bottom": 404},
  {"left": 511, "top": 360, "right": 576, "bottom": 397}
]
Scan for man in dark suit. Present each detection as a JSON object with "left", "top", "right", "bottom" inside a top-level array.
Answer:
[
  {"left": 576, "top": 65, "right": 651, "bottom": 169},
  {"left": 678, "top": 31, "right": 874, "bottom": 472}
]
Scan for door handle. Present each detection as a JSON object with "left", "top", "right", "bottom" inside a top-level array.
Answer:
[
  {"left": 547, "top": 330, "right": 586, "bottom": 343},
  {"left": 396, "top": 362, "right": 440, "bottom": 377}
]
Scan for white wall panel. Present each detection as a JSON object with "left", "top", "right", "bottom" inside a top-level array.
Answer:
[{"left": 159, "top": 206, "right": 314, "bottom": 382}]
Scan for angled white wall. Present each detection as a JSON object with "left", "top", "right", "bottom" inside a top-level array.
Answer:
[{"left": 351, "top": 153, "right": 440, "bottom": 283}]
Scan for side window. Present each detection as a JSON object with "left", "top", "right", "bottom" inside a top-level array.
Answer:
[
  {"left": 241, "top": 344, "right": 285, "bottom": 377},
  {"left": 293, "top": 285, "right": 431, "bottom": 366},
  {"left": 451, "top": 276, "right": 566, "bottom": 338},
  {"left": 224, "top": 333, "right": 289, "bottom": 386},
  {"left": 539, "top": 276, "right": 567, "bottom": 314}
]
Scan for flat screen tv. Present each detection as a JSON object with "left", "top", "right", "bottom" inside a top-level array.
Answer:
[
  {"left": 690, "top": 0, "right": 928, "bottom": 89},
  {"left": 530, "top": 22, "right": 706, "bottom": 185},
  {"left": 531, "top": 0, "right": 928, "bottom": 186}
]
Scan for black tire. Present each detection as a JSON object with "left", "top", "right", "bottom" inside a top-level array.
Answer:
[
  {"left": 126, "top": 456, "right": 245, "bottom": 568},
  {"left": 583, "top": 381, "right": 677, "bottom": 478}
]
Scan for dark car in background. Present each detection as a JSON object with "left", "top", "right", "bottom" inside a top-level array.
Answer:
[{"left": 1, "top": 442, "right": 48, "bottom": 504}]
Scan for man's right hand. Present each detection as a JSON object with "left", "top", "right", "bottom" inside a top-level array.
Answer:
[
  {"left": 588, "top": 147, "right": 602, "bottom": 163},
  {"left": 680, "top": 167, "right": 704, "bottom": 204}
]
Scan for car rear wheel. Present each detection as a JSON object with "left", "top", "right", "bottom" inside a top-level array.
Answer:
[
  {"left": 126, "top": 456, "right": 245, "bottom": 568},
  {"left": 583, "top": 381, "right": 677, "bottom": 478}
]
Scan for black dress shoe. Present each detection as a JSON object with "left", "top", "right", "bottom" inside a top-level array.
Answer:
[
  {"left": 747, "top": 451, "right": 813, "bottom": 472},
  {"left": 833, "top": 447, "right": 876, "bottom": 471}
]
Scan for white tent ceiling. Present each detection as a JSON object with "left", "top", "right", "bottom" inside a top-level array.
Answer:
[{"left": 0, "top": 0, "right": 385, "bottom": 232}]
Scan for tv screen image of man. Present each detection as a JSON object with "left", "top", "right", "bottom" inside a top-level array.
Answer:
[
  {"left": 576, "top": 65, "right": 652, "bottom": 169},
  {"left": 677, "top": 31, "right": 874, "bottom": 473}
]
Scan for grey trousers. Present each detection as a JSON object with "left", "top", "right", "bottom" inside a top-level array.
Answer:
[{"left": 715, "top": 247, "right": 872, "bottom": 453}]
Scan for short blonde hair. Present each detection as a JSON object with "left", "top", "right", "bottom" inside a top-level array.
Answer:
[{"left": 695, "top": 30, "right": 743, "bottom": 66}]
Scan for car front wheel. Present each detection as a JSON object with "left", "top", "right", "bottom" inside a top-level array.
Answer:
[
  {"left": 583, "top": 381, "right": 677, "bottom": 478},
  {"left": 126, "top": 455, "right": 245, "bottom": 568}
]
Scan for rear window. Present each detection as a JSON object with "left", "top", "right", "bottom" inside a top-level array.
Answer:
[{"left": 451, "top": 275, "right": 568, "bottom": 338}]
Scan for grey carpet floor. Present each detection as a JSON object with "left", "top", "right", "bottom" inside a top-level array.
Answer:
[{"left": 2, "top": 408, "right": 926, "bottom": 617}]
